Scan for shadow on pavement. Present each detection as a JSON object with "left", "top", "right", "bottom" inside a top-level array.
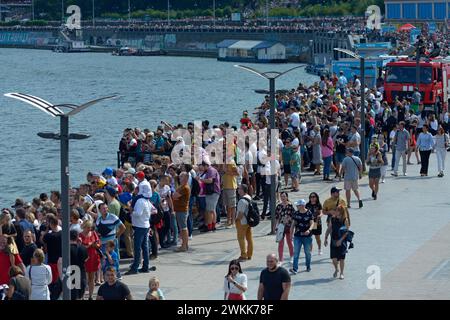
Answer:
[{"left": 292, "top": 277, "right": 336, "bottom": 286}]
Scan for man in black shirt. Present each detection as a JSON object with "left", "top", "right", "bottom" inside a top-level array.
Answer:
[
  {"left": 20, "top": 230, "right": 37, "bottom": 267},
  {"left": 41, "top": 214, "right": 62, "bottom": 300},
  {"left": 258, "top": 254, "right": 291, "bottom": 300},
  {"left": 69, "top": 230, "right": 88, "bottom": 300},
  {"left": 97, "top": 267, "right": 132, "bottom": 300},
  {"left": 335, "top": 128, "right": 349, "bottom": 179}
]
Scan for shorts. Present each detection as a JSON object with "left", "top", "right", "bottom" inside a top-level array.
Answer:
[
  {"left": 368, "top": 168, "right": 381, "bottom": 179},
  {"left": 312, "top": 224, "right": 322, "bottom": 236},
  {"left": 291, "top": 169, "right": 300, "bottom": 180},
  {"left": 222, "top": 189, "right": 237, "bottom": 208},
  {"left": 336, "top": 152, "right": 346, "bottom": 164},
  {"left": 344, "top": 180, "right": 359, "bottom": 191},
  {"left": 205, "top": 193, "right": 220, "bottom": 212},
  {"left": 176, "top": 211, "right": 188, "bottom": 230},
  {"left": 283, "top": 164, "right": 291, "bottom": 174}
]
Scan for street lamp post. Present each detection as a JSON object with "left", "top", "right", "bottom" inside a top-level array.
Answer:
[
  {"left": 4, "top": 92, "right": 118, "bottom": 301},
  {"left": 266, "top": 0, "right": 269, "bottom": 27},
  {"left": 334, "top": 48, "right": 367, "bottom": 168},
  {"left": 167, "top": 0, "right": 170, "bottom": 26},
  {"left": 128, "top": 0, "right": 131, "bottom": 26},
  {"left": 213, "top": 0, "right": 216, "bottom": 28},
  {"left": 234, "top": 65, "right": 303, "bottom": 234},
  {"left": 92, "top": 0, "right": 95, "bottom": 27},
  {"left": 416, "top": 40, "right": 421, "bottom": 97}
]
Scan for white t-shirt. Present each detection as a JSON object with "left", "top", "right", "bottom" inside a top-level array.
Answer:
[
  {"left": 236, "top": 194, "right": 252, "bottom": 225},
  {"left": 264, "top": 160, "right": 281, "bottom": 185},
  {"left": 158, "top": 185, "right": 171, "bottom": 211},
  {"left": 245, "top": 151, "right": 254, "bottom": 174},
  {"left": 223, "top": 273, "right": 248, "bottom": 300},
  {"left": 290, "top": 112, "right": 300, "bottom": 128},
  {"left": 132, "top": 198, "right": 153, "bottom": 228},
  {"left": 26, "top": 264, "right": 52, "bottom": 301}
]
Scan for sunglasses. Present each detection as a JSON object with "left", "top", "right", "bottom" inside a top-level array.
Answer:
[
  {"left": 310, "top": 195, "right": 317, "bottom": 198},
  {"left": 230, "top": 266, "right": 239, "bottom": 271}
]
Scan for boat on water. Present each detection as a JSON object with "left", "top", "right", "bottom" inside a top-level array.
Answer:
[
  {"left": 53, "top": 40, "right": 91, "bottom": 53},
  {"left": 112, "top": 47, "right": 167, "bottom": 56},
  {"left": 305, "top": 64, "right": 330, "bottom": 77}
]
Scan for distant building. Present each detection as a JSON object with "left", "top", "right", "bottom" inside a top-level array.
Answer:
[
  {"left": 217, "top": 40, "right": 287, "bottom": 63},
  {"left": 385, "top": 0, "right": 449, "bottom": 22}
]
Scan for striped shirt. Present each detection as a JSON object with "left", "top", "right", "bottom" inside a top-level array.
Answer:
[{"left": 96, "top": 213, "right": 122, "bottom": 242}]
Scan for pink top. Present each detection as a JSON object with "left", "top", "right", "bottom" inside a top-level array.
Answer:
[{"left": 321, "top": 137, "right": 334, "bottom": 158}]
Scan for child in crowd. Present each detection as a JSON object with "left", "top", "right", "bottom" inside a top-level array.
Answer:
[
  {"left": 145, "top": 276, "right": 165, "bottom": 300},
  {"left": 103, "top": 240, "right": 120, "bottom": 275}
]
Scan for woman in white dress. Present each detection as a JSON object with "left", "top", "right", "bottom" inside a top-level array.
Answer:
[{"left": 25, "top": 249, "right": 52, "bottom": 300}]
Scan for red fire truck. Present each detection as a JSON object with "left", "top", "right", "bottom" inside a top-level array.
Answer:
[{"left": 384, "top": 58, "right": 450, "bottom": 113}]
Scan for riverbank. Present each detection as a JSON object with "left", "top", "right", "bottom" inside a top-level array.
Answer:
[{"left": 0, "top": 27, "right": 353, "bottom": 63}]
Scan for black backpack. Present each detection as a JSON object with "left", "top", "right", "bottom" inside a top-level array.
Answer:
[
  {"left": 242, "top": 197, "right": 260, "bottom": 227},
  {"left": 151, "top": 203, "right": 164, "bottom": 225},
  {"left": 190, "top": 177, "right": 200, "bottom": 197}
]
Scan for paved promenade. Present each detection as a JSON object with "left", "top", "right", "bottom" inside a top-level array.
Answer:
[{"left": 119, "top": 152, "right": 450, "bottom": 300}]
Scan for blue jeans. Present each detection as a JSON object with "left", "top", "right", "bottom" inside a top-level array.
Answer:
[
  {"left": 170, "top": 213, "right": 178, "bottom": 243},
  {"left": 130, "top": 226, "right": 149, "bottom": 272},
  {"left": 323, "top": 156, "right": 332, "bottom": 176},
  {"left": 187, "top": 196, "right": 195, "bottom": 237},
  {"left": 293, "top": 236, "right": 312, "bottom": 272}
]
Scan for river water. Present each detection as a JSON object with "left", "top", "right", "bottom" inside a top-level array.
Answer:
[{"left": 0, "top": 48, "right": 318, "bottom": 206}]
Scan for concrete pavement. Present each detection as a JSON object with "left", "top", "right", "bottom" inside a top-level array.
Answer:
[{"left": 118, "top": 151, "right": 450, "bottom": 300}]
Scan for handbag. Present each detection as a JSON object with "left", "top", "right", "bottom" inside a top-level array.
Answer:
[
  {"left": 275, "top": 223, "right": 285, "bottom": 243},
  {"left": 205, "top": 180, "right": 215, "bottom": 195}
]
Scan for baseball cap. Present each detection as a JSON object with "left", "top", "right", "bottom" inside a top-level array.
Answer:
[
  {"left": 11, "top": 198, "right": 24, "bottom": 209},
  {"left": 136, "top": 171, "right": 145, "bottom": 180},
  {"left": 103, "top": 167, "right": 113, "bottom": 176},
  {"left": 295, "top": 199, "right": 306, "bottom": 206},
  {"left": 105, "top": 186, "right": 117, "bottom": 197},
  {"left": 126, "top": 168, "right": 136, "bottom": 175},
  {"left": 330, "top": 186, "right": 341, "bottom": 194}
]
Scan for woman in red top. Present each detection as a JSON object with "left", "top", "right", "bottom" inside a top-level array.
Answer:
[{"left": 79, "top": 220, "right": 101, "bottom": 300}]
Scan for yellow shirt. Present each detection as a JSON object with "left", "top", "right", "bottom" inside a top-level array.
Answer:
[
  {"left": 322, "top": 196, "right": 350, "bottom": 225},
  {"left": 222, "top": 163, "right": 238, "bottom": 190}
]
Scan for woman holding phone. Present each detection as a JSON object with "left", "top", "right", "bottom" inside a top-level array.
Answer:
[{"left": 223, "top": 260, "right": 247, "bottom": 300}]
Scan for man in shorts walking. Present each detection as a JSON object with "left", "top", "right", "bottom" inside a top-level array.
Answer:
[{"left": 340, "top": 148, "right": 363, "bottom": 209}]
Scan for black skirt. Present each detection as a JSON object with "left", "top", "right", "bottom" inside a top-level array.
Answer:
[{"left": 368, "top": 168, "right": 381, "bottom": 179}]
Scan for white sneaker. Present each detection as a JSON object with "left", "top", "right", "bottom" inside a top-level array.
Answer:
[
  {"left": 403, "top": 173, "right": 407, "bottom": 176},
  {"left": 289, "top": 257, "right": 294, "bottom": 265},
  {"left": 339, "top": 273, "right": 344, "bottom": 280},
  {"left": 381, "top": 179, "right": 385, "bottom": 183},
  {"left": 189, "top": 236, "right": 193, "bottom": 240},
  {"left": 318, "top": 250, "right": 323, "bottom": 255}
]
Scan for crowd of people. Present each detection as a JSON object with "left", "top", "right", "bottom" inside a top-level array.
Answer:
[{"left": 2, "top": 39, "right": 450, "bottom": 299}]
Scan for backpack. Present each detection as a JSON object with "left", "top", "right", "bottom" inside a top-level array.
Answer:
[
  {"left": 190, "top": 177, "right": 200, "bottom": 197},
  {"left": 242, "top": 197, "right": 260, "bottom": 227},
  {"left": 150, "top": 203, "right": 164, "bottom": 225}
]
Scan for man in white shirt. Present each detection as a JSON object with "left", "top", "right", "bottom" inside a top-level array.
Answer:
[
  {"left": 126, "top": 183, "right": 156, "bottom": 275},
  {"left": 289, "top": 107, "right": 300, "bottom": 131},
  {"left": 235, "top": 184, "right": 253, "bottom": 261}
]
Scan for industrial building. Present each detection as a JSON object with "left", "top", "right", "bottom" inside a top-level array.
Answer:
[{"left": 385, "top": 0, "right": 449, "bottom": 21}]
